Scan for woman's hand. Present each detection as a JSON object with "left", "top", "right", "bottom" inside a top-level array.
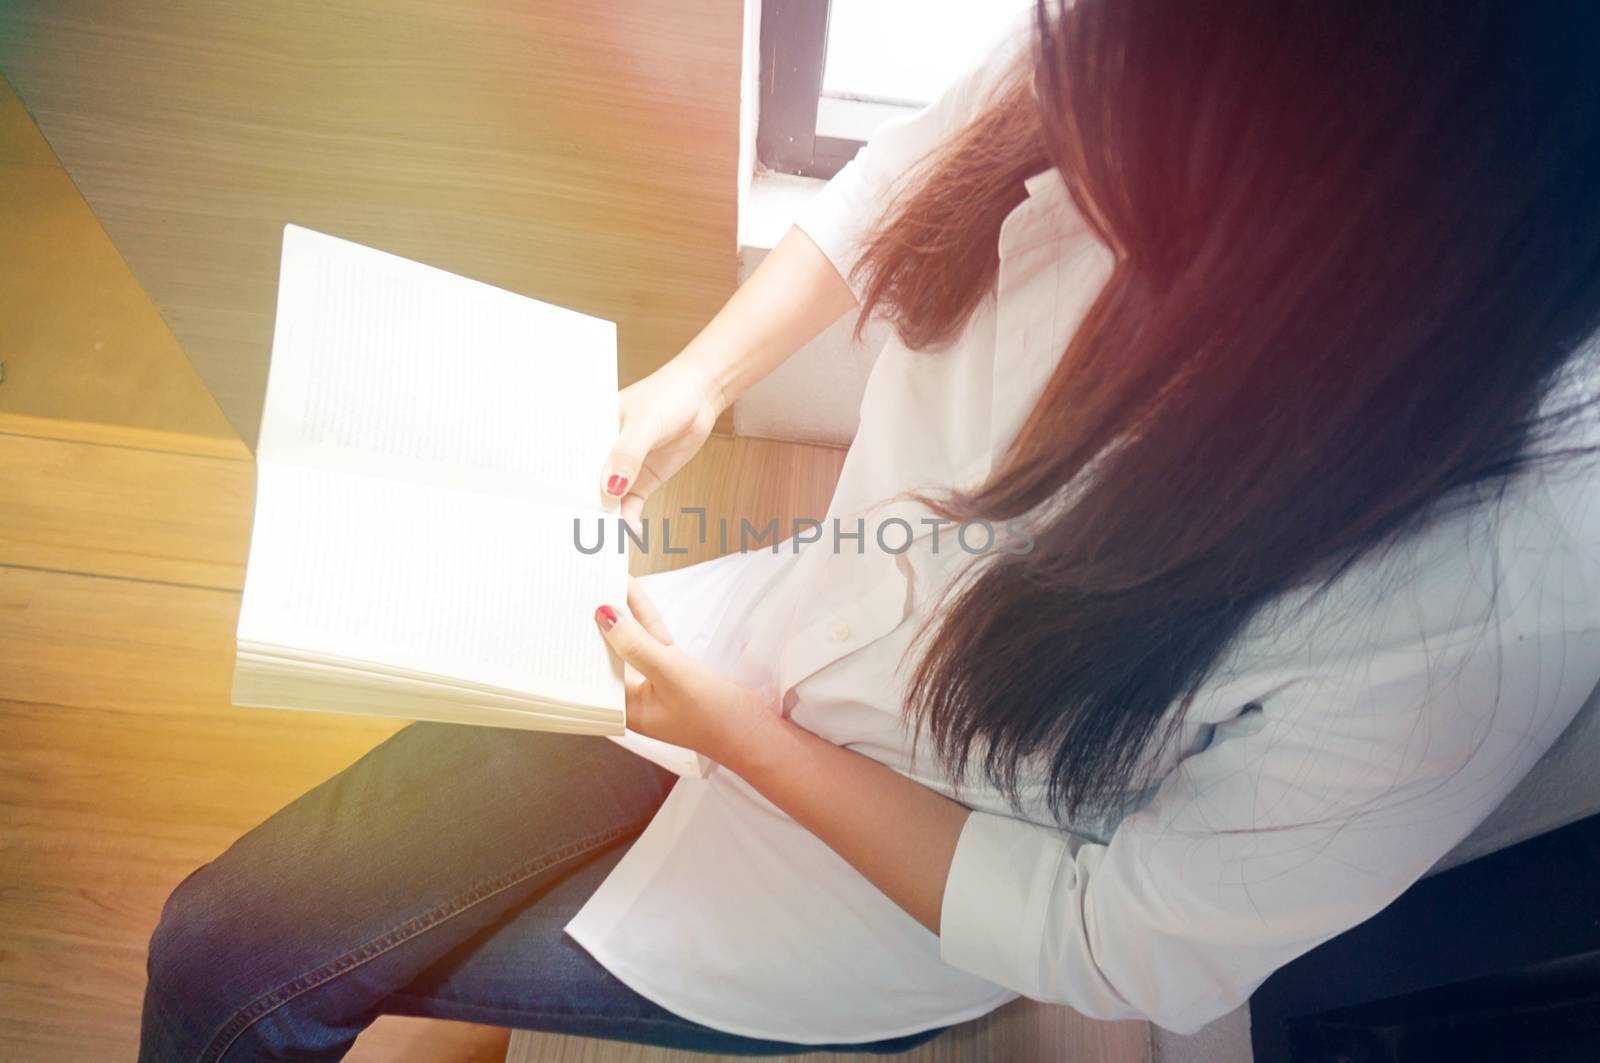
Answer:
[
  {"left": 595, "top": 581, "right": 776, "bottom": 764},
  {"left": 601, "top": 364, "right": 724, "bottom": 531},
  {"left": 598, "top": 228, "right": 857, "bottom": 531},
  {"left": 597, "top": 583, "right": 967, "bottom": 936}
]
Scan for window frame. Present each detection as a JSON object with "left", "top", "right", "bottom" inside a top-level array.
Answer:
[
  {"left": 757, "top": 0, "right": 1029, "bottom": 180},
  {"left": 756, "top": 0, "right": 866, "bottom": 180}
]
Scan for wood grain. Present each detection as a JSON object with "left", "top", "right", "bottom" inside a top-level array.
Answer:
[
  {"left": 0, "top": 427, "right": 252, "bottom": 590},
  {"left": 0, "top": 1, "right": 745, "bottom": 443},
  {"left": 636, "top": 434, "right": 849, "bottom": 575},
  {"left": 0, "top": 77, "right": 238, "bottom": 440},
  {"left": 0, "top": 411, "right": 252, "bottom": 460},
  {"left": 505, "top": 1000, "right": 1151, "bottom": 1063},
  {"left": 0, "top": 74, "right": 56, "bottom": 165}
]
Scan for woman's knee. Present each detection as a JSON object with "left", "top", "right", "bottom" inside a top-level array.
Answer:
[
  {"left": 144, "top": 860, "right": 257, "bottom": 1018},
  {"left": 142, "top": 854, "right": 363, "bottom": 1060}
]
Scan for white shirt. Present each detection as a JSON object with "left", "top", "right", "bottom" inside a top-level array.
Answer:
[{"left": 565, "top": 36, "right": 1600, "bottom": 1041}]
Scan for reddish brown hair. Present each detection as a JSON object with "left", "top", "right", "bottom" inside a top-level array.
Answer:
[
  {"left": 852, "top": 67, "right": 1046, "bottom": 350},
  {"left": 855, "top": 0, "right": 1600, "bottom": 816}
]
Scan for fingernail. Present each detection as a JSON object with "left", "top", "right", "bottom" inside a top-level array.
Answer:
[
  {"left": 605, "top": 474, "right": 629, "bottom": 497},
  {"left": 595, "top": 605, "right": 619, "bottom": 630}
]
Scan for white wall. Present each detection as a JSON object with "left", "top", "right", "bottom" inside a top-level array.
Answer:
[{"left": 731, "top": 174, "right": 883, "bottom": 446}]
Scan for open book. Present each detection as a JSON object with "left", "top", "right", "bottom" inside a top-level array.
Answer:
[{"left": 236, "top": 226, "right": 687, "bottom": 761}]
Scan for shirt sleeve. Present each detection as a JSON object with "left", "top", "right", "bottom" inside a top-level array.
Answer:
[
  {"left": 792, "top": 17, "right": 1033, "bottom": 301},
  {"left": 939, "top": 620, "right": 1600, "bottom": 1033}
]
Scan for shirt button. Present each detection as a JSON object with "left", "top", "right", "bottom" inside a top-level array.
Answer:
[{"left": 829, "top": 621, "right": 852, "bottom": 642}]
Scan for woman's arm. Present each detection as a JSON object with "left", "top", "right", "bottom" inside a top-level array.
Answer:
[
  {"left": 600, "top": 21, "right": 1029, "bottom": 522},
  {"left": 727, "top": 703, "right": 971, "bottom": 933},
  {"left": 596, "top": 583, "right": 969, "bottom": 933},
  {"left": 679, "top": 227, "right": 859, "bottom": 415},
  {"left": 674, "top": 644, "right": 972, "bottom": 938},
  {"left": 598, "top": 228, "right": 855, "bottom": 527}
]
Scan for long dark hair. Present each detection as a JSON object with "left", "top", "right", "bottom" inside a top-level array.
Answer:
[{"left": 853, "top": 1, "right": 1600, "bottom": 817}]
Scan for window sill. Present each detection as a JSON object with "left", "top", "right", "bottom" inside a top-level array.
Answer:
[
  {"left": 738, "top": 169, "right": 827, "bottom": 253},
  {"left": 815, "top": 96, "right": 914, "bottom": 142}
]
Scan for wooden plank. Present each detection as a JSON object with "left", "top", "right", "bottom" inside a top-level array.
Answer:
[
  {"left": 0, "top": 931, "right": 149, "bottom": 1063},
  {"left": 0, "top": 566, "right": 242, "bottom": 714},
  {"left": 636, "top": 434, "right": 848, "bottom": 575},
  {"left": 0, "top": 1, "right": 745, "bottom": 443},
  {"left": 505, "top": 1001, "right": 1150, "bottom": 1063},
  {"left": 0, "top": 432, "right": 253, "bottom": 589},
  {"left": 0, "top": 411, "right": 251, "bottom": 460}
]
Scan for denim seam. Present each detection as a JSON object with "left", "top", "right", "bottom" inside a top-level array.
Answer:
[{"left": 198, "top": 819, "right": 638, "bottom": 1063}]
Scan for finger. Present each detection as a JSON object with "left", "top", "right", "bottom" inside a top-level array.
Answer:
[
  {"left": 601, "top": 416, "right": 656, "bottom": 504},
  {"left": 623, "top": 662, "right": 647, "bottom": 693},
  {"left": 626, "top": 580, "right": 675, "bottom": 646},
  {"left": 594, "top": 604, "right": 679, "bottom": 684},
  {"left": 621, "top": 663, "right": 655, "bottom": 735},
  {"left": 625, "top": 678, "right": 667, "bottom": 738},
  {"left": 619, "top": 494, "right": 646, "bottom": 539}
]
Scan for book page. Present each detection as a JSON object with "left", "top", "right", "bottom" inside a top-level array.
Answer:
[
  {"left": 256, "top": 225, "right": 617, "bottom": 512},
  {"left": 237, "top": 461, "right": 627, "bottom": 708},
  {"left": 233, "top": 656, "right": 622, "bottom": 734}
]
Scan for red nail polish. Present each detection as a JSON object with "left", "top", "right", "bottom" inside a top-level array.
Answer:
[
  {"left": 596, "top": 605, "right": 619, "bottom": 630},
  {"left": 606, "top": 474, "right": 629, "bottom": 497}
]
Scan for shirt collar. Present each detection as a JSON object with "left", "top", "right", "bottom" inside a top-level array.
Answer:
[
  {"left": 1022, "top": 166, "right": 1067, "bottom": 203},
  {"left": 1000, "top": 166, "right": 1076, "bottom": 259}
]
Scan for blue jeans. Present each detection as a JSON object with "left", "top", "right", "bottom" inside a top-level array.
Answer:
[{"left": 138, "top": 723, "right": 944, "bottom": 1060}]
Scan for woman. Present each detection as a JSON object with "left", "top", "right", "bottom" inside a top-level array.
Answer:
[{"left": 142, "top": 2, "right": 1600, "bottom": 1058}]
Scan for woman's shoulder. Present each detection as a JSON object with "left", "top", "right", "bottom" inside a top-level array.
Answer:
[
  {"left": 1225, "top": 405, "right": 1600, "bottom": 689},
  {"left": 1470, "top": 394, "right": 1600, "bottom": 633}
]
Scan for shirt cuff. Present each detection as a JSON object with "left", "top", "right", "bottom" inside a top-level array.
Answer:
[
  {"left": 791, "top": 156, "right": 874, "bottom": 303},
  {"left": 939, "top": 809, "right": 1073, "bottom": 999}
]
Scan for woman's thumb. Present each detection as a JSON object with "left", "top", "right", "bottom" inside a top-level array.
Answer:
[
  {"left": 594, "top": 604, "right": 677, "bottom": 682},
  {"left": 601, "top": 421, "right": 652, "bottom": 502}
]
